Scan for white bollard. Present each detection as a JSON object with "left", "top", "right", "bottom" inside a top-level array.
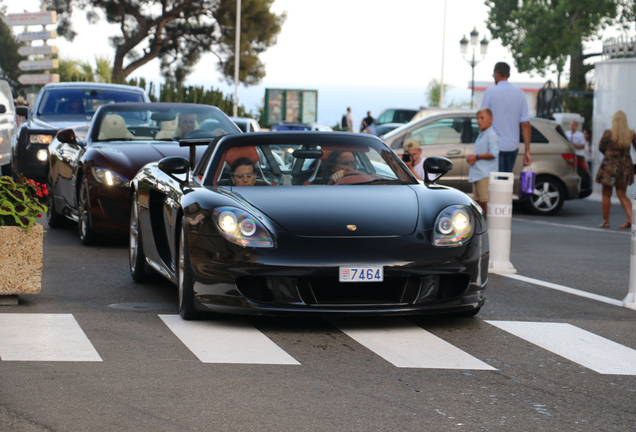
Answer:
[
  {"left": 487, "top": 172, "right": 517, "bottom": 274},
  {"left": 624, "top": 199, "right": 636, "bottom": 310}
]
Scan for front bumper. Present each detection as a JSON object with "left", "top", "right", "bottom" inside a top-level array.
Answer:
[{"left": 188, "top": 232, "right": 489, "bottom": 316}]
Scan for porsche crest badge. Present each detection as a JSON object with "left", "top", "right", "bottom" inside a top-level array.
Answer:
[{"left": 347, "top": 225, "right": 357, "bottom": 231}]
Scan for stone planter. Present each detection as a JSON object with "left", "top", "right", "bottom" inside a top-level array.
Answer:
[{"left": 0, "top": 224, "right": 43, "bottom": 295}]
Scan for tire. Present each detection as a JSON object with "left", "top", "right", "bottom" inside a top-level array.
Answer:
[
  {"left": 522, "top": 175, "right": 565, "bottom": 216},
  {"left": 178, "top": 217, "right": 200, "bottom": 320},
  {"left": 129, "top": 191, "right": 150, "bottom": 282},
  {"left": 46, "top": 177, "right": 72, "bottom": 228},
  {"left": 77, "top": 178, "right": 98, "bottom": 245},
  {"left": 0, "top": 163, "right": 11, "bottom": 177}
]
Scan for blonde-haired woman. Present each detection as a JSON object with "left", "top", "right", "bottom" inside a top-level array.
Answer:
[{"left": 596, "top": 110, "right": 636, "bottom": 228}]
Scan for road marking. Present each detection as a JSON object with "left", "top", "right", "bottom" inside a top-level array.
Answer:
[
  {"left": 0, "top": 314, "right": 102, "bottom": 362},
  {"left": 159, "top": 315, "right": 300, "bottom": 365},
  {"left": 499, "top": 274, "right": 624, "bottom": 307},
  {"left": 487, "top": 321, "right": 636, "bottom": 375},
  {"left": 333, "top": 318, "right": 496, "bottom": 370},
  {"left": 514, "top": 217, "right": 630, "bottom": 235}
]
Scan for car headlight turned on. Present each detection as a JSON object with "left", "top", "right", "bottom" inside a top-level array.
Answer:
[
  {"left": 30, "top": 134, "right": 53, "bottom": 145},
  {"left": 433, "top": 205, "right": 474, "bottom": 247},
  {"left": 213, "top": 206, "right": 274, "bottom": 248},
  {"left": 91, "top": 167, "right": 130, "bottom": 187}
]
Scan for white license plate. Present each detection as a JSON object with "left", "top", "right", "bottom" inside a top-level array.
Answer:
[{"left": 339, "top": 266, "right": 384, "bottom": 282}]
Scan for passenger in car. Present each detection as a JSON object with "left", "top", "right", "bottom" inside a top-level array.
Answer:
[
  {"left": 321, "top": 151, "right": 356, "bottom": 184},
  {"left": 230, "top": 157, "right": 257, "bottom": 186},
  {"left": 175, "top": 113, "right": 197, "bottom": 138}
]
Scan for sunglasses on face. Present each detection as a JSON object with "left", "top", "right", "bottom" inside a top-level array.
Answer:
[
  {"left": 232, "top": 173, "right": 255, "bottom": 179},
  {"left": 181, "top": 120, "right": 196, "bottom": 125}
]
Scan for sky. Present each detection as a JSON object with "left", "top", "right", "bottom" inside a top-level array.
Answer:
[{"left": 4, "top": 0, "right": 628, "bottom": 126}]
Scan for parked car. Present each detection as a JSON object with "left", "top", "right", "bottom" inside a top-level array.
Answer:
[
  {"left": 382, "top": 110, "right": 581, "bottom": 215},
  {"left": 129, "top": 132, "right": 488, "bottom": 319},
  {"left": 375, "top": 122, "right": 403, "bottom": 137},
  {"left": 0, "top": 80, "right": 16, "bottom": 175},
  {"left": 376, "top": 108, "right": 420, "bottom": 125},
  {"left": 12, "top": 82, "right": 150, "bottom": 185},
  {"left": 230, "top": 117, "right": 261, "bottom": 133},
  {"left": 47, "top": 102, "right": 241, "bottom": 244}
]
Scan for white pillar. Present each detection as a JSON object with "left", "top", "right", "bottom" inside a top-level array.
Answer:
[
  {"left": 487, "top": 172, "right": 517, "bottom": 274},
  {"left": 624, "top": 200, "right": 636, "bottom": 309}
]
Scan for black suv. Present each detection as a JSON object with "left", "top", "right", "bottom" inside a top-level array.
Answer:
[{"left": 12, "top": 82, "right": 149, "bottom": 184}]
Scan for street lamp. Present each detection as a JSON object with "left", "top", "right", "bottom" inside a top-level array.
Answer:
[{"left": 460, "top": 27, "right": 489, "bottom": 108}]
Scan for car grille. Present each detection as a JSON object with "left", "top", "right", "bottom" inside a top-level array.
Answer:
[{"left": 235, "top": 274, "right": 471, "bottom": 307}]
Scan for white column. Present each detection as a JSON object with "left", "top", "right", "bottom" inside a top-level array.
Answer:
[
  {"left": 487, "top": 172, "right": 517, "bottom": 274},
  {"left": 624, "top": 200, "right": 636, "bottom": 309}
]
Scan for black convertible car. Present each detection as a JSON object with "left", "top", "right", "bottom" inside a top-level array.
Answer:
[
  {"left": 47, "top": 102, "right": 240, "bottom": 244},
  {"left": 130, "top": 132, "right": 489, "bottom": 319}
]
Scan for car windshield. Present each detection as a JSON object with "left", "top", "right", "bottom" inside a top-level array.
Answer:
[
  {"left": 207, "top": 138, "right": 416, "bottom": 187},
  {"left": 93, "top": 104, "right": 239, "bottom": 142},
  {"left": 37, "top": 88, "right": 145, "bottom": 117}
]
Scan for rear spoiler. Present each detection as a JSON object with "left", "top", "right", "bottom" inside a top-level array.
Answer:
[{"left": 179, "top": 135, "right": 226, "bottom": 170}]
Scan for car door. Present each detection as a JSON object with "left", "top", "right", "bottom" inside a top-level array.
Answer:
[{"left": 406, "top": 116, "right": 467, "bottom": 191}]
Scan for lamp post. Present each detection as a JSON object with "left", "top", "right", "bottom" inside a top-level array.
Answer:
[
  {"left": 233, "top": 0, "right": 241, "bottom": 117},
  {"left": 460, "top": 27, "right": 489, "bottom": 108}
]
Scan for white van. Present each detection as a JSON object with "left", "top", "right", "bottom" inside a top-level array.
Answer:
[{"left": 0, "top": 80, "right": 16, "bottom": 175}]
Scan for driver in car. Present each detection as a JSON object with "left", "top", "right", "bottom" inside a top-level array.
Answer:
[
  {"left": 176, "top": 113, "right": 197, "bottom": 138},
  {"left": 322, "top": 151, "right": 356, "bottom": 184}
]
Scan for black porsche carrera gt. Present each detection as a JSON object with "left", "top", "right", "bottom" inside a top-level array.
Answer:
[{"left": 129, "top": 132, "right": 489, "bottom": 319}]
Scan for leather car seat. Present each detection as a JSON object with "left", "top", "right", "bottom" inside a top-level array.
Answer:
[{"left": 98, "top": 114, "right": 135, "bottom": 140}]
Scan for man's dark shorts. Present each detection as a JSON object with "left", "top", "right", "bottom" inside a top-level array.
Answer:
[{"left": 498, "top": 149, "right": 519, "bottom": 172}]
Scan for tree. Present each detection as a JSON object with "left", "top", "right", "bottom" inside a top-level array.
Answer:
[
  {"left": 485, "top": 0, "right": 620, "bottom": 90},
  {"left": 425, "top": 79, "right": 452, "bottom": 107},
  {"left": 45, "top": 0, "right": 285, "bottom": 84}
]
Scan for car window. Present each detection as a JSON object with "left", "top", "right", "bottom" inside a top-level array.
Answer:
[
  {"left": 377, "top": 110, "right": 395, "bottom": 124},
  {"left": 38, "top": 89, "right": 145, "bottom": 116},
  {"left": 394, "top": 110, "right": 417, "bottom": 123},
  {"left": 408, "top": 117, "right": 463, "bottom": 145},
  {"left": 207, "top": 139, "right": 416, "bottom": 187},
  {"left": 468, "top": 118, "right": 550, "bottom": 144}
]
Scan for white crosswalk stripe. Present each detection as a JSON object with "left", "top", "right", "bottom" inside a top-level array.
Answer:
[
  {"left": 486, "top": 321, "right": 636, "bottom": 375},
  {"left": 3, "top": 314, "right": 636, "bottom": 375},
  {"left": 0, "top": 313, "right": 102, "bottom": 362},
  {"left": 159, "top": 314, "right": 300, "bottom": 365},
  {"left": 332, "top": 317, "right": 496, "bottom": 370}
]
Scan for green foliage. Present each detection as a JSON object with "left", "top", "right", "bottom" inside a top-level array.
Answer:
[
  {"left": 45, "top": 0, "right": 285, "bottom": 85},
  {"left": 126, "top": 78, "right": 254, "bottom": 118},
  {"left": 425, "top": 79, "right": 452, "bottom": 107},
  {"left": 0, "top": 175, "right": 48, "bottom": 231},
  {"left": 486, "top": 0, "right": 618, "bottom": 80}
]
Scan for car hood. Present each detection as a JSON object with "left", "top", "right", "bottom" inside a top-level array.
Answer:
[
  {"left": 32, "top": 115, "right": 92, "bottom": 130},
  {"left": 93, "top": 142, "right": 194, "bottom": 179},
  {"left": 231, "top": 186, "right": 419, "bottom": 237}
]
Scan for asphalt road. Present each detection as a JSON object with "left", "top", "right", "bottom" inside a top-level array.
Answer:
[{"left": 1, "top": 197, "right": 635, "bottom": 432}]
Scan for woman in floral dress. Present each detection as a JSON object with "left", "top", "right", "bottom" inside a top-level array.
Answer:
[{"left": 595, "top": 110, "right": 636, "bottom": 228}]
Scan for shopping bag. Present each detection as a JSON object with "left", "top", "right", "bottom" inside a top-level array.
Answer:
[{"left": 518, "top": 166, "right": 535, "bottom": 201}]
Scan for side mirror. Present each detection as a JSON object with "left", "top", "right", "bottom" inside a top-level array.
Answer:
[
  {"left": 56, "top": 128, "right": 77, "bottom": 144},
  {"left": 424, "top": 156, "right": 453, "bottom": 184},
  {"left": 0, "top": 104, "right": 6, "bottom": 114},
  {"left": 159, "top": 156, "right": 190, "bottom": 183},
  {"left": 16, "top": 106, "right": 29, "bottom": 117}
]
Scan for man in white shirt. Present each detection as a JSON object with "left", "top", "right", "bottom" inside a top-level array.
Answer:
[
  {"left": 480, "top": 62, "right": 532, "bottom": 172},
  {"left": 345, "top": 107, "right": 353, "bottom": 132},
  {"left": 565, "top": 121, "right": 586, "bottom": 161}
]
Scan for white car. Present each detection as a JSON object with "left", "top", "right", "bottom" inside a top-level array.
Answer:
[
  {"left": 0, "top": 80, "right": 16, "bottom": 175},
  {"left": 231, "top": 117, "right": 261, "bottom": 133}
]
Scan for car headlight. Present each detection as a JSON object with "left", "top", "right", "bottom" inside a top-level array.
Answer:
[
  {"left": 432, "top": 205, "right": 474, "bottom": 247},
  {"left": 91, "top": 167, "right": 130, "bottom": 187},
  {"left": 213, "top": 207, "right": 274, "bottom": 248},
  {"left": 30, "top": 134, "right": 53, "bottom": 145}
]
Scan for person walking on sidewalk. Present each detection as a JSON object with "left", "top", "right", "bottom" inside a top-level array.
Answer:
[
  {"left": 480, "top": 62, "right": 531, "bottom": 172},
  {"left": 596, "top": 110, "right": 636, "bottom": 229}
]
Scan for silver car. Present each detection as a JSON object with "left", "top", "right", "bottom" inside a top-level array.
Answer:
[
  {"left": 382, "top": 110, "right": 581, "bottom": 215},
  {"left": 0, "top": 80, "right": 16, "bottom": 175}
]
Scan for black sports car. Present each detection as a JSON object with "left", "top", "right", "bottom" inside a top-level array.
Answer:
[
  {"left": 130, "top": 132, "right": 489, "bottom": 319},
  {"left": 47, "top": 102, "right": 240, "bottom": 244}
]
